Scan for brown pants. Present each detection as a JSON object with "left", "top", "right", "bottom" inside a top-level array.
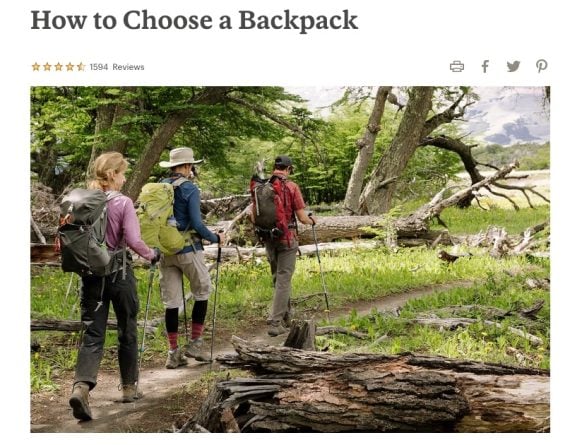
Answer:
[{"left": 264, "top": 239, "right": 298, "bottom": 324}]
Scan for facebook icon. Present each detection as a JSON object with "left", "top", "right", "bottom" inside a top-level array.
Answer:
[{"left": 482, "top": 60, "right": 489, "bottom": 73}]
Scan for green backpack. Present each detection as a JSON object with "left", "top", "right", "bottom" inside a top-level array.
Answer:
[{"left": 137, "top": 178, "right": 188, "bottom": 256}]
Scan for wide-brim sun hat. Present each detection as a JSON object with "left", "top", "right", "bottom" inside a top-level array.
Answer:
[{"left": 159, "top": 147, "right": 204, "bottom": 168}]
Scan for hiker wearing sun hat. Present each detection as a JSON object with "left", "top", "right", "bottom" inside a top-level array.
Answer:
[
  {"left": 157, "top": 147, "right": 225, "bottom": 368},
  {"left": 158, "top": 147, "right": 204, "bottom": 168}
]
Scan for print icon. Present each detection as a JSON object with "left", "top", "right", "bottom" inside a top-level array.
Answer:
[{"left": 449, "top": 60, "right": 464, "bottom": 72}]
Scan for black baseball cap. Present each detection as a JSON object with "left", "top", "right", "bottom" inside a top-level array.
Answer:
[{"left": 275, "top": 155, "right": 293, "bottom": 167}]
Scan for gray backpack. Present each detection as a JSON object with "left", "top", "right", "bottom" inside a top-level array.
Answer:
[{"left": 57, "top": 189, "right": 122, "bottom": 276}]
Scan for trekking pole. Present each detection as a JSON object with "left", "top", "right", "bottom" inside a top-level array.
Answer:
[
  {"left": 136, "top": 263, "right": 156, "bottom": 398},
  {"left": 181, "top": 276, "right": 190, "bottom": 344},
  {"left": 309, "top": 213, "right": 330, "bottom": 322},
  {"left": 209, "top": 233, "right": 223, "bottom": 370}
]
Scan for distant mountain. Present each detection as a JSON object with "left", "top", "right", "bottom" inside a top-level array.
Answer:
[{"left": 462, "top": 87, "right": 549, "bottom": 146}]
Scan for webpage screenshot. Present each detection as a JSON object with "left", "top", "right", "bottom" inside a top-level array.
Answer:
[{"left": 5, "top": 0, "right": 565, "bottom": 442}]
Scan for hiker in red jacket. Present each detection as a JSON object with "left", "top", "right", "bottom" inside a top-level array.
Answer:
[{"left": 251, "top": 155, "right": 316, "bottom": 336}]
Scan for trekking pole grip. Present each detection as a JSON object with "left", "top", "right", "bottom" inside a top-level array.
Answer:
[
  {"left": 217, "top": 230, "right": 224, "bottom": 263},
  {"left": 308, "top": 211, "right": 316, "bottom": 226}
]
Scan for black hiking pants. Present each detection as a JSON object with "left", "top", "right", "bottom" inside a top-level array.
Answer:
[{"left": 74, "top": 267, "right": 139, "bottom": 389}]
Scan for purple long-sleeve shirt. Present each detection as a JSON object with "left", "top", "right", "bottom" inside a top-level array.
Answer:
[{"left": 105, "top": 193, "right": 154, "bottom": 261}]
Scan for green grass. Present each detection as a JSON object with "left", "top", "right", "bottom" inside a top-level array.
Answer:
[
  {"left": 437, "top": 205, "right": 549, "bottom": 235},
  {"left": 398, "top": 199, "right": 549, "bottom": 235},
  {"left": 330, "top": 268, "right": 550, "bottom": 369}
]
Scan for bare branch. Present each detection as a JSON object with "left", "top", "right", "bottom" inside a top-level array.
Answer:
[
  {"left": 477, "top": 162, "right": 500, "bottom": 171},
  {"left": 492, "top": 182, "right": 550, "bottom": 204},
  {"left": 474, "top": 195, "right": 488, "bottom": 210},
  {"left": 484, "top": 186, "right": 520, "bottom": 210}
]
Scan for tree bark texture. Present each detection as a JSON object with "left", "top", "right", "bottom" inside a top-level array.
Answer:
[
  {"left": 358, "top": 87, "right": 434, "bottom": 215},
  {"left": 187, "top": 337, "right": 549, "bottom": 433},
  {"left": 343, "top": 87, "right": 391, "bottom": 214}
]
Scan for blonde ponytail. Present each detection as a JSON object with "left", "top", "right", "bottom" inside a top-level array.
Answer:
[{"left": 88, "top": 152, "right": 128, "bottom": 190}]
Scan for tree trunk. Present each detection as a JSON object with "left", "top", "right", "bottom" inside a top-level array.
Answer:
[
  {"left": 122, "top": 113, "right": 188, "bottom": 201},
  {"left": 184, "top": 337, "right": 549, "bottom": 433},
  {"left": 283, "top": 320, "right": 316, "bottom": 350},
  {"left": 123, "top": 87, "right": 232, "bottom": 200},
  {"left": 87, "top": 89, "right": 117, "bottom": 175},
  {"left": 359, "top": 87, "right": 434, "bottom": 215},
  {"left": 343, "top": 87, "right": 391, "bottom": 214},
  {"left": 86, "top": 87, "right": 151, "bottom": 176}
]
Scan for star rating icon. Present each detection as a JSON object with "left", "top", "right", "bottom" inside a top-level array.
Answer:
[{"left": 32, "top": 62, "right": 85, "bottom": 72}]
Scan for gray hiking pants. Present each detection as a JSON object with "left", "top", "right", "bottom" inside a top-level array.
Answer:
[
  {"left": 265, "top": 239, "right": 298, "bottom": 324},
  {"left": 74, "top": 268, "right": 139, "bottom": 389}
]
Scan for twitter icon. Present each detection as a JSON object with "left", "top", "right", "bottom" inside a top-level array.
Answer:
[{"left": 507, "top": 60, "right": 520, "bottom": 72}]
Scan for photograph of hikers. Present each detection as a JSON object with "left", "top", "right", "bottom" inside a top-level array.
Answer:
[{"left": 30, "top": 86, "right": 550, "bottom": 433}]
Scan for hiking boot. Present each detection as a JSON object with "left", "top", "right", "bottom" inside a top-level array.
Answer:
[
  {"left": 69, "top": 382, "right": 92, "bottom": 421},
  {"left": 121, "top": 384, "right": 143, "bottom": 403},
  {"left": 165, "top": 348, "right": 188, "bottom": 369},
  {"left": 268, "top": 321, "right": 288, "bottom": 337},
  {"left": 183, "top": 338, "right": 210, "bottom": 362}
]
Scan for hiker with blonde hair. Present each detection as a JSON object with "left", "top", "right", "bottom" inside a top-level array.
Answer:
[{"left": 68, "top": 151, "right": 159, "bottom": 421}]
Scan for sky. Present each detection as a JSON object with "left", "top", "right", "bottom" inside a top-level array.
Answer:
[{"left": 287, "top": 86, "right": 550, "bottom": 146}]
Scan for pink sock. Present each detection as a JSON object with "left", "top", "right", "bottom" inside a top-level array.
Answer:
[
  {"left": 167, "top": 332, "right": 178, "bottom": 350},
  {"left": 191, "top": 323, "right": 204, "bottom": 340}
]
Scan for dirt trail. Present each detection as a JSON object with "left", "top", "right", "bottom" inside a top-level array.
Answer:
[{"left": 31, "top": 280, "right": 472, "bottom": 433}]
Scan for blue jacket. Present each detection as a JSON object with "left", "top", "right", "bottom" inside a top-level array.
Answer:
[{"left": 162, "top": 175, "right": 219, "bottom": 253}]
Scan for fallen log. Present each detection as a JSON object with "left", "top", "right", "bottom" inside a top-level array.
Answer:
[
  {"left": 31, "top": 317, "right": 161, "bottom": 333},
  {"left": 207, "top": 162, "right": 520, "bottom": 246},
  {"left": 183, "top": 337, "right": 549, "bottom": 433}
]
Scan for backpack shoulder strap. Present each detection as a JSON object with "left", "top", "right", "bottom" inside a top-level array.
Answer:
[
  {"left": 171, "top": 177, "right": 189, "bottom": 188},
  {"left": 103, "top": 191, "right": 128, "bottom": 278},
  {"left": 105, "top": 190, "right": 123, "bottom": 201}
]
